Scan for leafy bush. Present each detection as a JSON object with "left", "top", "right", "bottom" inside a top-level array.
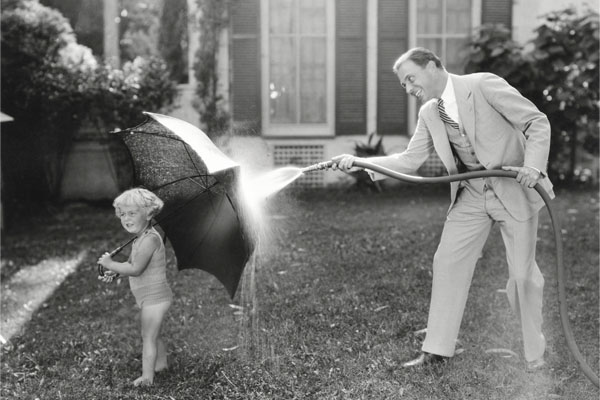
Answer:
[
  {"left": 352, "top": 132, "right": 385, "bottom": 192},
  {"left": 193, "top": 0, "right": 231, "bottom": 136},
  {"left": 464, "top": 24, "right": 538, "bottom": 100},
  {"left": 464, "top": 8, "right": 599, "bottom": 183},
  {"left": 1, "top": 0, "right": 94, "bottom": 208},
  {"left": 531, "top": 8, "right": 599, "bottom": 181},
  {"left": 1, "top": 0, "right": 177, "bottom": 219},
  {"left": 82, "top": 56, "right": 178, "bottom": 133},
  {"left": 158, "top": 0, "right": 188, "bottom": 83}
]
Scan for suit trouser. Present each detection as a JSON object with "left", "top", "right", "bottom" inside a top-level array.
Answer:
[{"left": 421, "top": 179, "right": 545, "bottom": 362}]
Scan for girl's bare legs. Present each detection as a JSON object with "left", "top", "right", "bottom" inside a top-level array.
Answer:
[
  {"left": 155, "top": 338, "right": 167, "bottom": 372},
  {"left": 133, "top": 301, "right": 171, "bottom": 387}
]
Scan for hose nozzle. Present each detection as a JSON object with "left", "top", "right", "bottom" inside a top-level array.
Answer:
[{"left": 301, "top": 160, "right": 334, "bottom": 173}]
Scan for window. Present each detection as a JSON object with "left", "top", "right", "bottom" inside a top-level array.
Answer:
[
  {"left": 261, "top": 0, "right": 335, "bottom": 136},
  {"left": 407, "top": 0, "right": 481, "bottom": 130},
  {"left": 416, "top": 0, "right": 474, "bottom": 73}
]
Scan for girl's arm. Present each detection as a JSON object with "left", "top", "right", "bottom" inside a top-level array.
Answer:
[{"left": 98, "top": 234, "right": 160, "bottom": 277}]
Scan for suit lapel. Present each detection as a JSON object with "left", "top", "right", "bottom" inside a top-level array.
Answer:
[
  {"left": 424, "top": 105, "right": 458, "bottom": 175},
  {"left": 451, "top": 75, "right": 475, "bottom": 144}
]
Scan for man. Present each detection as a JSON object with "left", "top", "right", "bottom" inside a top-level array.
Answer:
[{"left": 330, "top": 47, "right": 553, "bottom": 370}]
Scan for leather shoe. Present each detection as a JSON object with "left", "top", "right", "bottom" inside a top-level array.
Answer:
[
  {"left": 527, "top": 357, "right": 546, "bottom": 371},
  {"left": 402, "top": 352, "right": 448, "bottom": 368}
]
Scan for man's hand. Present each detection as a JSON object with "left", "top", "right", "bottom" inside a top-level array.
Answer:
[
  {"left": 502, "top": 166, "right": 541, "bottom": 188},
  {"left": 330, "top": 154, "right": 364, "bottom": 172}
]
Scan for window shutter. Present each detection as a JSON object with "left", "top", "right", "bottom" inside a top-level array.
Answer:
[
  {"left": 230, "top": 0, "right": 261, "bottom": 133},
  {"left": 377, "top": 0, "right": 409, "bottom": 135},
  {"left": 335, "top": 0, "right": 367, "bottom": 136},
  {"left": 481, "top": 0, "right": 512, "bottom": 28}
]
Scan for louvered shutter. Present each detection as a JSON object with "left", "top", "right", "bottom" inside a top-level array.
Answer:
[
  {"left": 230, "top": 0, "right": 261, "bottom": 133},
  {"left": 335, "top": 0, "right": 367, "bottom": 136},
  {"left": 377, "top": 0, "right": 409, "bottom": 135},
  {"left": 481, "top": 0, "right": 512, "bottom": 28}
]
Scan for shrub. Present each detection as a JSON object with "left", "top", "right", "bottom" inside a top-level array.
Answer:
[
  {"left": 83, "top": 56, "right": 178, "bottom": 132},
  {"left": 530, "top": 8, "right": 599, "bottom": 181},
  {"left": 1, "top": 0, "right": 177, "bottom": 220},
  {"left": 352, "top": 132, "right": 385, "bottom": 192},
  {"left": 464, "top": 8, "right": 599, "bottom": 184},
  {"left": 464, "top": 24, "right": 537, "bottom": 98},
  {"left": 1, "top": 0, "right": 95, "bottom": 208},
  {"left": 193, "top": 0, "right": 231, "bottom": 136}
]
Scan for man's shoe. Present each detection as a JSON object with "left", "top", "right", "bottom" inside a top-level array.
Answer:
[
  {"left": 527, "top": 357, "right": 546, "bottom": 371},
  {"left": 401, "top": 352, "right": 448, "bottom": 368}
]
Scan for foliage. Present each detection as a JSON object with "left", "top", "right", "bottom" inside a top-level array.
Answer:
[
  {"left": 464, "top": 24, "right": 538, "bottom": 99},
  {"left": 0, "top": 0, "right": 177, "bottom": 213},
  {"left": 531, "top": 8, "right": 599, "bottom": 181},
  {"left": 0, "top": 187, "right": 598, "bottom": 398},
  {"left": 1, "top": 0, "right": 96, "bottom": 205},
  {"left": 352, "top": 132, "right": 385, "bottom": 192},
  {"left": 40, "top": 0, "right": 163, "bottom": 62},
  {"left": 463, "top": 8, "right": 599, "bottom": 183},
  {"left": 82, "top": 56, "right": 178, "bottom": 132},
  {"left": 39, "top": 0, "right": 104, "bottom": 55},
  {"left": 192, "top": 0, "right": 232, "bottom": 136},
  {"left": 158, "top": 0, "right": 188, "bottom": 83},
  {"left": 120, "top": 0, "right": 162, "bottom": 63}
]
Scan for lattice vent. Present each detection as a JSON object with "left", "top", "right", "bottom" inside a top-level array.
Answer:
[
  {"left": 273, "top": 144, "right": 325, "bottom": 188},
  {"left": 418, "top": 152, "right": 446, "bottom": 177}
]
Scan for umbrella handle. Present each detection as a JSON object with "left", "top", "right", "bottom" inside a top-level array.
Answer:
[
  {"left": 96, "top": 223, "right": 159, "bottom": 280},
  {"left": 97, "top": 246, "right": 125, "bottom": 280}
]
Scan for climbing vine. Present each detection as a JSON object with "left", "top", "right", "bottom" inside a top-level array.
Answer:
[{"left": 193, "top": 0, "right": 234, "bottom": 136}]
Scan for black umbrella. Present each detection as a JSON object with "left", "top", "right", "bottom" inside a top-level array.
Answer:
[{"left": 107, "top": 112, "right": 254, "bottom": 299}]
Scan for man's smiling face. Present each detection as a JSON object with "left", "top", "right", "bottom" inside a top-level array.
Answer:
[{"left": 396, "top": 60, "right": 439, "bottom": 103}]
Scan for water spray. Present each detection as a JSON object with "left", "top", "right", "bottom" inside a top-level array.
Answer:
[{"left": 303, "top": 158, "right": 599, "bottom": 388}]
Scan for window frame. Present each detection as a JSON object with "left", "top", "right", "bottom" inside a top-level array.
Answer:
[
  {"left": 407, "top": 0, "right": 481, "bottom": 133},
  {"left": 260, "top": 0, "right": 336, "bottom": 137}
]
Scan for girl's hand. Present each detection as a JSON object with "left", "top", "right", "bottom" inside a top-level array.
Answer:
[
  {"left": 97, "top": 252, "right": 112, "bottom": 267},
  {"left": 98, "top": 270, "right": 117, "bottom": 283},
  {"left": 97, "top": 252, "right": 118, "bottom": 283}
]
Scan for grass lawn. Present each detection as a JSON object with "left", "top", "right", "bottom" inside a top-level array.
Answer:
[{"left": 1, "top": 184, "right": 598, "bottom": 399}]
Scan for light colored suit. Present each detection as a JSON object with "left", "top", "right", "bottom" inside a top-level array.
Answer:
[
  {"left": 370, "top": 72, "right": 554, "bottom": 218},
  {"left": 368, "top": 72, "right": 553, "bottom": 361}
]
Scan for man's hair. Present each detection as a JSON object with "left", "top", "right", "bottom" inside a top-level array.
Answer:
[{"left": 393, "top": 47, "right": 444, "bottom": 74}]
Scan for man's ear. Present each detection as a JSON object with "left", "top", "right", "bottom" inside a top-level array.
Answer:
[{"left": 426, "top": 60, "right": 436, "bottom": 71}]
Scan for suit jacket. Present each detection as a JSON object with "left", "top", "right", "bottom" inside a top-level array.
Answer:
[{"left": 369, "top": 72, "right": 554, "bottom": 221}]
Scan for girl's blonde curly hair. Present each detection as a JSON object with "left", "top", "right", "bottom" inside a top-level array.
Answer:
[{"left": 113, "top": 188, "right": 164, "bottom": 219}]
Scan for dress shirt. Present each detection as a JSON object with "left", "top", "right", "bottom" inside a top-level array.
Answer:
[{"left": 439, "top": 76, "right": 461, "bottom": 127}]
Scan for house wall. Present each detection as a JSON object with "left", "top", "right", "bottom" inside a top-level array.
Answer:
[
  {"left": 125, "top": 0, "right": 587, "bottom": 194},
  {"left": 216, "top": 134, "right": 410, "bottom": 187}
]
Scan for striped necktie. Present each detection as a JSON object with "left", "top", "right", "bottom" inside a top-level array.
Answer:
[{"left": 437, "top": 98, "right": 459, "bottom": 130}]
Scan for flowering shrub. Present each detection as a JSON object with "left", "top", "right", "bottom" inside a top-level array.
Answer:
[
  {"left": 1, "top": 0, "right": 177, "bottom": 210},
  {"left": 464, "top": 8, "right": 599, "bottom": 183}
]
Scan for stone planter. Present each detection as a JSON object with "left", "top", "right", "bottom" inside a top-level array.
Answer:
[{"left": 60, "top": 137, "right": 132, "bottom": 201}]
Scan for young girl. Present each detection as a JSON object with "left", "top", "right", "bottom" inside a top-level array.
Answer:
[{"left": 98, "top": 188, "right": 172, "bottom": 387}]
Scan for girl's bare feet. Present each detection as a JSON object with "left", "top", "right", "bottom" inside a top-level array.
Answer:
[
  {"left": 133, "top": 375, "right": 153, "bottom": 387},
  {"left": 155, "top": 339, "right": 168, "bottom": 372},
  {"left": 154, "top": 358, "right": 167, "bottom": 372}
]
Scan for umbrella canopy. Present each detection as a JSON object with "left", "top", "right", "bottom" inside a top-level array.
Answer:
[
  {"left": 0, "top": 112, "right": 14, "bottom": 122},
  {"left": 117, "top": 112, "right": 254, "bottom": 298}
]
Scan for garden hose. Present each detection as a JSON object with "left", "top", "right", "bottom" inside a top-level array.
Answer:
[{"left": 304, "top": 159, "right": 599, "bottom": 387}]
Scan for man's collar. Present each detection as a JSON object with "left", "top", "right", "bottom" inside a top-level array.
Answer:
[{"left": 440, "top": 75, "right": 455, "bottom": 103}]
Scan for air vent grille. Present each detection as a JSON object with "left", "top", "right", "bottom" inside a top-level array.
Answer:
[{"left": 273, "top": 145, "right": 325, "bottom": 188}]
